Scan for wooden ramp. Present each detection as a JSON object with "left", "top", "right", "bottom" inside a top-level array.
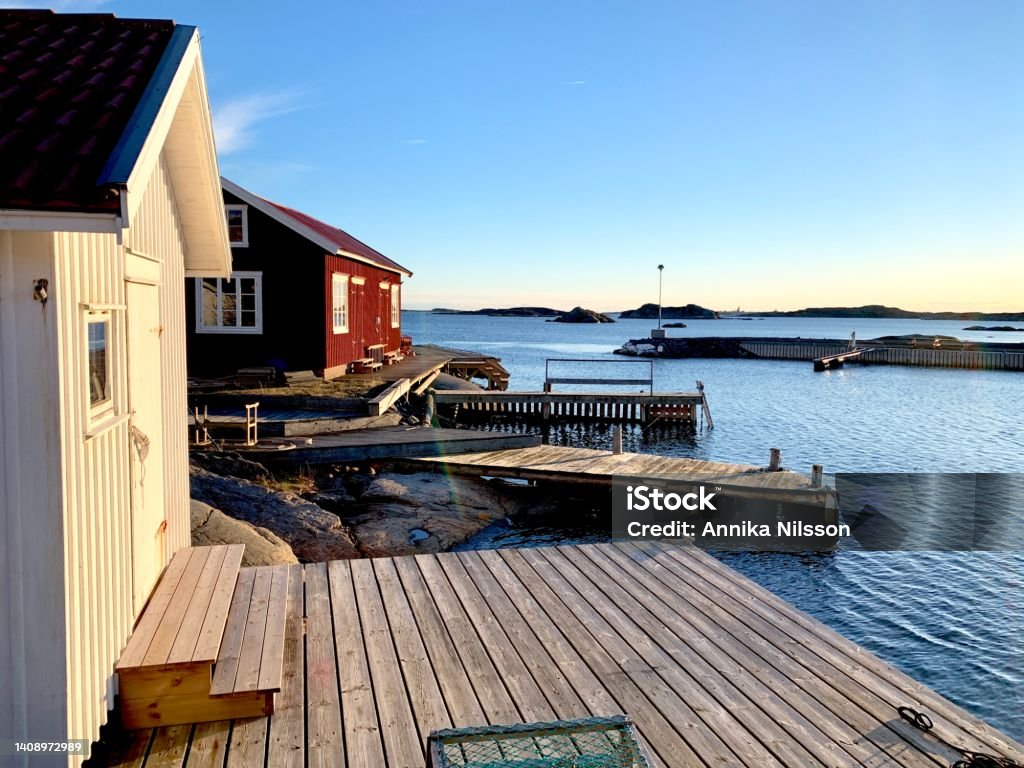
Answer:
[
  {"left": 101, "top": 543, "right": 1024, "bottom": 768},
  {"left": 410, "top": 445, "right": 833, "bottom": 504},
  {"left": 814, "top": 347, "right": 874, "bottom": 371}
]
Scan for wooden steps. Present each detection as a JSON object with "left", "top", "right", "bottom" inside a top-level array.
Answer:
[{"left": 116, "top": 545, "right": 289, "bottom": 729}]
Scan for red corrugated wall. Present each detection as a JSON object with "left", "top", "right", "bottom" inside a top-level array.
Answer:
[{"left": 323, "top": 253, "right": 403, "bottom": 372}]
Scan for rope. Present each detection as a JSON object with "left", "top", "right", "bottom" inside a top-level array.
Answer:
[{"left": 896, "top": 706, "right": 1023, "bottom": 768}]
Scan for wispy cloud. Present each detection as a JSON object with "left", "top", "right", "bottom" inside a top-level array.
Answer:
[
  {"left": 213, "top": 91, "right": 306, "bottom": 155},
  {"left": 562, "top": 80, "right": 587, "bottom": 86},
  {"left": 401, "top": 138, "right": 429, "bottom": 145}
]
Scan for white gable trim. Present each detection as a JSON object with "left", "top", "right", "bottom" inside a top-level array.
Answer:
[
  {"left": 220, "top": 177, "right": 412, "bottom": 277},
  {"left": 0, "top": 210, "right": 119, "bottom": 234}
]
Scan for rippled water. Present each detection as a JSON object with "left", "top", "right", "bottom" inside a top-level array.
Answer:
[{"left": 406, "top": 312, "right": 1024, "bottom": 740}]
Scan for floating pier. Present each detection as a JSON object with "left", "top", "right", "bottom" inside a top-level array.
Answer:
[
  {"left": 617, "top": 336, "right": 1024, "bottom": 371},
  {"left": 813, "top": 347, "right": 874, "bottom": 371},
  {"left": 102, "top": 542, "right": 1024, "bottom": 768}
]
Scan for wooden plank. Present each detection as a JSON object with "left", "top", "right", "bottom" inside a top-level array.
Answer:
[
  {"left": 119, "top": 663, "right": 211, "bottom": 700},
  {"left": 209, "top": 568, "right": 256, "bottom": 697},
  {"left": 192, "top": 544, "right": 245, "bottom": 664},
  {"left": 186, "top": 720, "right": 231, "bottom": 768},
  {"left": 256, "top": 565, "right": 291, "bottom": 692},
  {"left": 102, "top": 727, "right": 153, "bottom": 768},
  {"left": 305, "top": 562, "right": 345, "bottom": 768},
  {"left": 368, "top": 377, "right": 411, "bottom": 416},
  {"left": 350, "top": 558, "right": 424, "bottom": 768},
  {"left": 533, "top": 546, "right": 786, "bottom": 767},
  {"left": 327, "top": 560, "right": 386, "bottom": 768},
  {"left": 267, "top": 564, "right": 306, "bottom": 768},
  {"left": 372, "top": 557, "right": 452, "bottom": 739},
  {"left": 392, "top": 556, "right": 487, "bottom": 727},
  {"left": 120, "top": 692, "right": 272, "bottom": 730},
  {"left": 167, "top": 546, "right": 228, "bottom": 665},
  {"left": 117, "top": 549, "right": 195, "bottom": 670},
  {"left": 226, "top": 716, "right": 268, "bottom": 768},
  {"left": 143, "top": 725, "right": 193, "bottom": 768},
  {"left": 143, "top": 548, "right": 213, "bottom": 667}
]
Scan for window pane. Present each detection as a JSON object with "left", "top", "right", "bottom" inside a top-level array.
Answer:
[
  {"left": 88, "top": 320, "right": 110, "bottom": 406},
  {"left": 226, "top": 208, "right": 245, "bottom": 244},
  {"left": 202, "top": 279, "right": 218, "bottom": 326},
  {"left": 241, "top": 310, "right": 256, "bottom": 327},
  {"left": 241, "top": 294, "right": 255, "bottom": 311},
  {"left": 240, "top": 278, "right": 255, "bottom": 295},
  {"left": 223, "top": 278, "right": 236, "bottom": 294}
]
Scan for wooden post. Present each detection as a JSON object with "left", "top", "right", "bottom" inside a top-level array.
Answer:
[
  {"left": 245, "top": 402, "right": 259, "bottom": 447},
  {"left": 425, "top": 390, "right": 436, "bottom": 426},
  {"left": 811, "top": 464, "right": 823, "bottom": 487},
  {"left": 768, "top": 448, "right": 781, "bottom": 471},
  {"left": 612, "top": 425, "right": 623, "bottom": 454}
]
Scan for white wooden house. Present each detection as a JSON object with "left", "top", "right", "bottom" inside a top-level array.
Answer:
[{"left": 0, "top": 11, "right": 230, "bottom": 760}]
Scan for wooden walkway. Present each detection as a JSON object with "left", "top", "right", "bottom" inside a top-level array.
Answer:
[
  {"left": 346, "top": 345, "right": 511, "bottom": 390},
  {"left": 412, "top": 445, "right": 833, "bottom": 504},
  {"left": 233, "top": 426, "right": 542, "bottom": 465},
  {"left": 433, "top": 390, "right": 709, "bottom": 425},
  {"left": 101, "top": 542, "right": 1024, "bottom": 768}
]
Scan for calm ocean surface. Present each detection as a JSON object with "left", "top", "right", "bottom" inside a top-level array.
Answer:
[{"left": 404, "top": 311, "right": 1024, "bottom": 740}]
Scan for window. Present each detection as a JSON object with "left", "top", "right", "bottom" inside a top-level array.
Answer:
[
  {"left": 88, "top": 316, "right": 112, "bottom": 412},
  {"left": 390, "top": 283, "right": 401, "bottom": 328},
  {"left": 196, "top": 271, "right": 262, "bottom": 333},
  {"left": 225, "top": 204, "right": 248, "bottom": 247},
  {"left": 332, "top": 273, "right": 349, "bottom": 334}
]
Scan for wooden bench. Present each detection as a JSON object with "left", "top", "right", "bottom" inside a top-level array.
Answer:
[
  {"left": 115, "top": 545, "right": 289, "bottom": 729},
  {"left": 383, "top": 350, "right": 404, "bottom": 365},
  {"left": 350, "top": 357, "right": 383, "bottom": 374}
]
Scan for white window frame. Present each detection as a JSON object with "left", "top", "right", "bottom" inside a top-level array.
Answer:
[
  {"left": 225, "top": 204, "right": 249, "bottom": 247},
  {"left": 332, "top": 272, "right": 350, "bottom": 334},
  {"left": 195, "top": 271, "right": 263, "bottom": 334},
  {"left": 86, "top": 311, "right": 115, "bottom": 421},
  {"left": 390, "top": 283, "right": 401, "bottom": 328}
]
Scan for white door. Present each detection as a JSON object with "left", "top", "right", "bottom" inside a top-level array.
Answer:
[{"left": 125, "top": 267, "right": 166, "bottom": 613}]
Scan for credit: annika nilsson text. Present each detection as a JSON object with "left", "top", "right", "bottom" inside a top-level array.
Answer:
[{"left": 623, "top": 485, "right": 851, "bottom": 538}]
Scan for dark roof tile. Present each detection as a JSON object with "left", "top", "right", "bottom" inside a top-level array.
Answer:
[{"left": 0, "top": 10, "right": 176, "bottom": 212}]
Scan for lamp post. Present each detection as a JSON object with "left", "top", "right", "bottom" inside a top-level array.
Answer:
[
  {"left": 651, "top": 264, "right": 666, "bottom": 339},
  {"left": 657, "top": 264, "right": 664, "bottom": 329}
]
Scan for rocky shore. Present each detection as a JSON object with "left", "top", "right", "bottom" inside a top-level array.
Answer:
[{"left": 189, "top": 451, "right": 577, "bottom": 563}]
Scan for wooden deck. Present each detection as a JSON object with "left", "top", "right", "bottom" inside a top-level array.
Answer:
[
  {"left": 412, "top": 445, "right": 833, "bottom": 504},
  {"left": 100, "top": 542, "right": 1024, "bottom": 768},
  {"left": 233, "top": 426, "right": 542, "bottom": 466},
  {"left": 346, "top": 345, "right": 511, "bottom": 391}
]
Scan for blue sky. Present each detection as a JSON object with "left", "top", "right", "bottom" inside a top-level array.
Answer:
[{"left": 20, "top": 1, "right": 1024, "bottom": 311}]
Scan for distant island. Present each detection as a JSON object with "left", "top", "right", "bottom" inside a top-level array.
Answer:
[
  {"left": 619, "top": 303, "right": 719, "bottom": 319},
  {"left": 963, "top": 325, "right": 1024, "bottom": 332},
  {"left": 732, "top": 304, "right": 1024, "bottom": 321},
  {"left": 549, "top": 307, "right": 614, "bottom": 324},
  {"left": 430, "top": 307, "right": 562, "bottom": 317}
]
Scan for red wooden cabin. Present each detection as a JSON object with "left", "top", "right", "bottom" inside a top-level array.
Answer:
[{"left": 186, "top": 178, "right": 412, "bottom": 379}]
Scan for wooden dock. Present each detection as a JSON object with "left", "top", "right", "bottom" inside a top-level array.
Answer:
[
  {"left": 231, "top": 425, "right": 542, "bottom": 466},
  {"left": 432, "top": 390, "right": 710, "bottom": 426},
  {"left": 410, "top": 444, "right": 832, "bottom": 504},
  {"left": 101, "top": 542, "right": 1024, "bottom": 768},
  {"left": 617, "top": 336, "right": 1024, "bottom": 371}
]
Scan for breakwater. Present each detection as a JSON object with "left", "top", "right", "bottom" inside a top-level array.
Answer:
[{"left": 615, "top": 336, "right": 1024, "bottom": 371}]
